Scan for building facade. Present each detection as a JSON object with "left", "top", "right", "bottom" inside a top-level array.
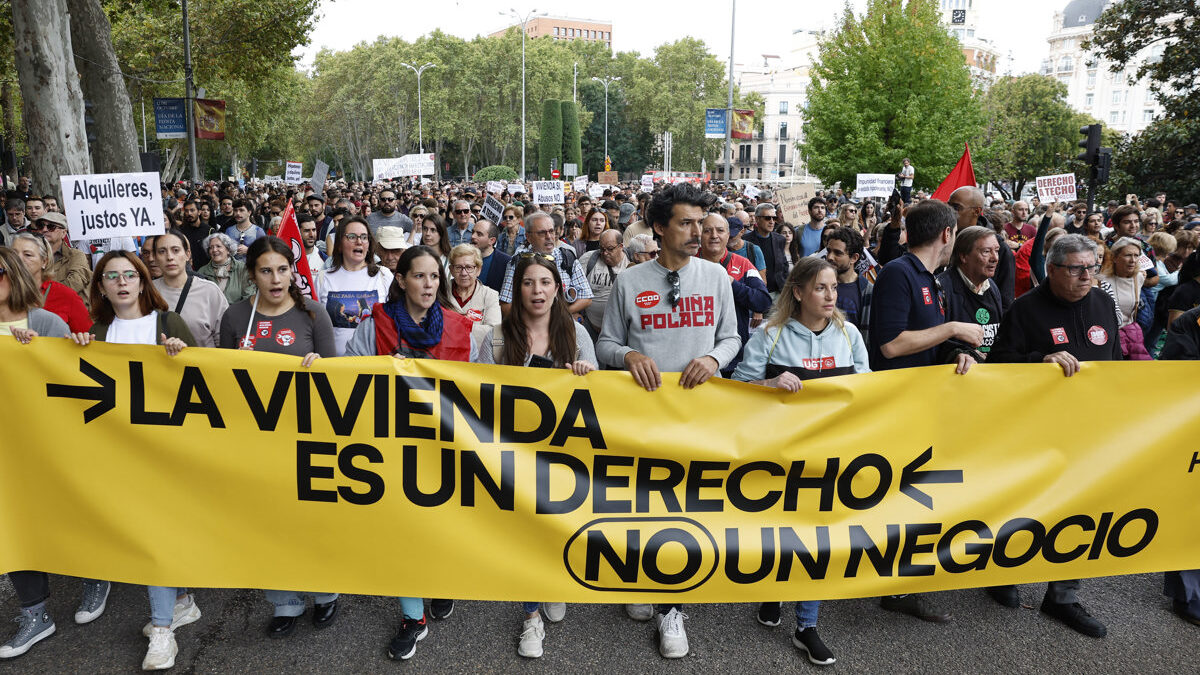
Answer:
[
  {"left": 938, "top": 0, "right": 1000, "bottom": 84},
  {"left": 1042, "top": 0, "right": 1164, "bottom": 135},
  {"left": 490, "top": 16, "right": 612, "bottom": 48}
]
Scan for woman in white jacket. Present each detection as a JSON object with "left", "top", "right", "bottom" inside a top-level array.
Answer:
[{"left": 732, "top": 256, "right": 869, "bottom": 667}]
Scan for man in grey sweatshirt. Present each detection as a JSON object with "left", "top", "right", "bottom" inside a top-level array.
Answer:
[{"left": 595, "top": 182, "right": 740, "bottom": 659}]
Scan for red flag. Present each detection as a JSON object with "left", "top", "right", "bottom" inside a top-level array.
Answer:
[
  {"left": 276, "top": 201, "right": 318, "bottom": 301},
  {"left": 931, "top": 142, "right": 976, "bottom": 202}
]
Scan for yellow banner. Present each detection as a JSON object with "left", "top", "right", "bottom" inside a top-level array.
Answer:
[{"left": 1, "top": 338, "right": 1197, "bottom": 602}]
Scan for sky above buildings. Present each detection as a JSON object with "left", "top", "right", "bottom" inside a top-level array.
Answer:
[{"left": 296, "top": 0, "right": 1063, "bottom": 76}]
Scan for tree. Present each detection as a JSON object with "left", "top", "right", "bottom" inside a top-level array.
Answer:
[
  {"left": 561, "top": 100, "right": 582, "bottom": 173},
  {"left": 799, "top": 0, "right": 983, "bottom": 191},
  {"left": 474, "top": 165, "right": 518, "bottom": 182},
  {"left": 538, "top": 99, "right": 562, "bottom": 179},
  {"left": 1088, "top": 0, "right": 1200, "bottom": 202},
  {"left": 11, "top": 0, "right": 89, "bottom": 197},
  {"left": 68, "top": 0, "right": 140, "bottom": 174},
  {"left": 972, "top": 75, "right": 1081, "bottom": 200}
]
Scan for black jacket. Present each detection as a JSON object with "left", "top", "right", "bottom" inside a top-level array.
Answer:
[
  {"left": 990, "top": 283, "right": 1122, "bottom": 364},
  {"left": 742, "top": 229, "right": 789, "bottom": 293},
  {"left": 1161, "top": 307, "right": 1200, "bottom": 360}
]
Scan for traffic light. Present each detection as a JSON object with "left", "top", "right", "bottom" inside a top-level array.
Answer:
[
  {"left": 550, "top": 157, "right": 557, "bottom": 171},
  {"left": 1095, "top": 148, "right": 1112, "bottom": 184},
  {"left": 83, "top": 100, "right": 97, "bottom": 145},
  {"left": 1077, "top": 124, "right": 1101, "bottom": 164}
]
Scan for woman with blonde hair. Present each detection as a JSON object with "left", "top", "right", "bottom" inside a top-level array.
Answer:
[
  {"left": 732, "top": 255, "right": 869, "bottom": 667},
  {"left": 9, "top": 233, "right": 90, "bottom": 332}
]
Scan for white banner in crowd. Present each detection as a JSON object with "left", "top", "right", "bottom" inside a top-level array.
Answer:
[
  {"left": 372, "top": 153, "right": 436, "bottom": 180},
  {"left": 507, "top": 183, "right": 524, "bottom": 195},
  {"left": 480, "top": 194, "right": 505, "bottom": 224},
  {"left": 573, "top": 176, "right": 588, "bottom": 193},
  {"left": 743, "top": 185, "right": 760, "bottom": 199},
  {"left": 588, "top": 184, "right": 606, "bottom": 199},
  {"left": 1036, "top": 173, "right": 1077, "bottom": 203},
  {"left": 532, "top": 180, "right": 565, "bottom": 205},
  {"left": 310, "top": 160, "right": 329, "bottom": 196},
  {"left": 855, "top": 173, "right": 895, "bottom": 198},
  {"left": 486, "top": 180, "right": 505, "bottom": 194},
  {"left": 60, "top": 172, "right": 165, "bottom": 242},
  {"left": 284, "top": 161, "right": 303, "bottom": 184}
]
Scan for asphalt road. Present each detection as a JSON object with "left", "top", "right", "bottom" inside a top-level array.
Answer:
[{"left": 0, "top": 573, "right": 1194, "bottom": 673}]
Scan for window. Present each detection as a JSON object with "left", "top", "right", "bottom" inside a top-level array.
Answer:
[
  {"left": 779, "top": 122, "right": 788, "bottom": 139},
  {"left": 1084, "top": 93, "right": 1094, "bottom": 107},
  {"left": 570, "top": 28, "right": 575, "bottom": 37},
  {"left": 756, "top": 144, "right": 763, "bottom": 163},
  {"left": 779, "top": 100, "right": 788, "bottom": 115},
  {"left": 1143, "top": 109, "right": 1155, "bottom": 123},
  {"left": 1109, "top": 110, "right": 1125, "bottom": 124},
  {"left": 1111, "top": 90, "right": 1124, "bottom": 105},
  {"left": 554, "top": 27, "right": 560, "bottom": 36},
  {"left": 1040, "top": 59, "right": 1052, "bottom": 76},
  {"left": 1058, "top": 56, "right": 1073, "bottom": 72},
  {"left": 778, "top": 144, "right": 787, "bottom": 164},
  {"left": 1087, "top": 69, "right": 1096, "bottom": 88},
  {"left": 967, "top": 29, "right": 975, "bottom": 38},
  {"left": 1059, "top": 75, "right": 1071, "bottom": 86}
]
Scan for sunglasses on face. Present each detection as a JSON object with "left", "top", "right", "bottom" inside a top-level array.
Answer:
[
  {"left": 32, "top": 221, "right": 63, "bottom": 231},
  {"left": 381, "top": 197, "right": 396, "bottom": 202},
  {"left": 454, "top": 209, "right": 471, "bottom": 214},
  {"left": 641, "top": 249, "right": 660, "bottom": 258}
]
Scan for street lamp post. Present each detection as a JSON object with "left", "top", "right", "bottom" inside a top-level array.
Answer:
[
  {"left": 400, "top": 61, "right": 436, "bottom": 154},
  {"left": 591, "top": 75, "right": 621, "bottom": 162},
  {"left": 503, "top": 9, "right": 544, "bottom": 181}
]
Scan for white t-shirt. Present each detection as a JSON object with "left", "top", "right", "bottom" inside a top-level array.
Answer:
[
  {"left": 900, "top": 164, "right": 915, "bottom": 187},
  {"left": 107, "top": 313, "right": 158, "bottom": 345},
  {"left": 318, "top": 265, "right": 395, "bottom": 355}
]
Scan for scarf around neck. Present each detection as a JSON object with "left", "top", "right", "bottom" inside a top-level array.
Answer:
[{"left": 384, "top": 298, "right": 444, "bottom": 350}]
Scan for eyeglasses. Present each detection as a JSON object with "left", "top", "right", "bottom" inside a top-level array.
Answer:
[
  {"left": 102, "top": 270, "right": 139, "bottom": 281},
  {"left": 642, "top": 249, "right": 660, "bottom": 258},
  {"left": 666, "top": 269, "right": 681, "bottom": 309},
  {"left": 1053, "top": 263, "right": 1101, "bottom": 277},
  {"left": 380, "top": 197, "right": 396, "bottom": 202},
  {"left": 452, "top": 264, "right": 478, "bottom": 273},
  {"left": 758, "top": 215, "right": 777, "bottom": 221},
  {"left": 32, "top": 221, "right": 63, "bottom": 231},
  {"left": 601, "top": 244, "right": 623, "bottom": 253},
  {"left": 343, "top": 233, "right": 369, "bottom": 243},
  {"left": 454, "top": 209, "right": 471, "bottom": 214},
  {"left": 503, "top": 215, "right": 516, "bottom": 220}
]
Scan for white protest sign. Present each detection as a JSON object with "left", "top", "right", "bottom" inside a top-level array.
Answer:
[
  {"left": 573, "top": 176, "right": 588, "bottom": 192},
  {"left": 507, "top": 183, "right": 524, "bottom": 195},
  {"left": 777, "top": 184, "right": 817, "bottom": 225},
  {"left": 588, "top": 184, "right": 605, "bottom": 199},
  {"left": 641, "top": 175, "right": 654, "bottom": 192},
  {"left": 744, "top": 185, "right": 760, "bottom": 199},
  {"left": 486, "top": 180, "right": 504, "bottom": 194},
  {"left": 532, "top": 180, "right": 565, "bottom": 205},
  {"left": 480, "top": 194, "right": 505, "bottom": 224},
  {"left": 60, "top": 172, "right": 164, "bottom": 242},
  {"left": 1035, "top": 173, "right": 1077, "bottom": 203},
  {"left": 284, "top": 161, "right": 303, "bottom": 184},
  {"left": 310, "top": 159, "right": 329, "bottom": 196},
  {"left": 855, "top": 173, "right": 895, "bottom": 198},
  {"left": 372, "top": 153, "right": 436, "bottom": 180}
]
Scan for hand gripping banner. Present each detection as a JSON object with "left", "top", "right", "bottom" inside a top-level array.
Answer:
[{"left": 1, "top": 338, "right": 1197, "bottom": 603}]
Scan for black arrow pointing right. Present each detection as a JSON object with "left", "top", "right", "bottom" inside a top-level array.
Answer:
[{"left": 46, "top": 358, "right": 116, "bottom": 423}]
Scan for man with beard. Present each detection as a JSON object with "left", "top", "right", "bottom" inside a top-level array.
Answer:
[
  {"left": 366, "top": 188, "right": 414, "bottom": 237},
  {"left": 298, "top": 212, "right": 327, "bottom": 289},
  {"left": 179, "top": 200, "right": 213, "bottom": 269},
  {"left": 825, "top": 227, "right": 872, "bottom": 331}
]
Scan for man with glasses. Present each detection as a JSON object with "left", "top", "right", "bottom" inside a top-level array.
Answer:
[
  {"left": 34, "top": 212, "right": 91, "bottom": 298},
  {"left": 596, "top": 182, "right": 740, "bottom": 660},
  {"left": 1065, "top": 201, "right": 1089, "bottom": 235},
  {"left": 447, "top": 200, "right": 474, "bottom": 247},
  {"left": 470, "top": 220, "right": 509, "bottom": 293},
  {"left": 626, "top": 234, "right": 659, "bottom": 264},
  {"left": 498, "top": 212, "right": 592, "bottom": 319},
  {"left": 366, "top": 189, "right": 413, "bottom": 238},
  {"left": 578, "top": 229, "right": 629, "bottom": 340},
  {"left": 988, "top": 233, "right": 1118, "bottom": 638},
  {"left": 742, "top": 202, "right": 789, "bottom": 294},
  {"left": 947, "top": 186, "right": 1015, "bottom": 311}
]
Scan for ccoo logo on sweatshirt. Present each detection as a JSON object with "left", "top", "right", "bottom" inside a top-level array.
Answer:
[{"left": 635, "top": 291, "right": 660, "bottom": 308}]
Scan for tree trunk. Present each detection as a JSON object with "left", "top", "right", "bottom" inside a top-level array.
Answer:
[
  {"left": 162, "top": 145, "right": 183, "bottom": 183},
  {"left": 12, "top": 0, "right": 90, "bottom": 198},
  {"left": 66, "top": 0, "right": 140, "bottom": 175}
]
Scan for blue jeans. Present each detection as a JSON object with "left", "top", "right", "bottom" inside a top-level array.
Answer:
[
  {"left": 399, "top": 596, "right": 423, "bottom": 620},
  {"left": 795, "top": 600, "right": 821, "bottom": 629},
  {"left": 148, "top": 586, "right": 187, "bottom": 627},
  {"left": 265, "top": 590, "right": 339, "bottom": 617}
]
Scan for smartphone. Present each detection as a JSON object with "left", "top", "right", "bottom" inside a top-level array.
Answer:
[{"left": 528, "top": 354, "right": 556, "bottom": 368}]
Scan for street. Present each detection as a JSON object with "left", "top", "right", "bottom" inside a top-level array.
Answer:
[{"left": 1, "top": 572, "right": 1193, "bottom": 673}]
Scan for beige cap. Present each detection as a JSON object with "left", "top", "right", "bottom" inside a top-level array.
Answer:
[{"left": 376, "top": 226, "right": 409, "bottom": 250}]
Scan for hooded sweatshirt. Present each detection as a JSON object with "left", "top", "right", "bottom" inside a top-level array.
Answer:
[{"left": 733, "top": 317, "right": 870, "bottom": 382}]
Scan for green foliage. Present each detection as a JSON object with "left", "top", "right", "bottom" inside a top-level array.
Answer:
[
  {"left": 973, "top": 75, "right": 1083, "bottom": 199},
  {"left": 561, "top": 100, "right": 582, "bottom": 171},
  {"left": 474, "top": 165, "right": 519, "bottom": 182},
  {"left": 1089, "top": 0, "right": 1199, "bottom": 202},
  {"left": 799, "top": 0, "right": 983, "bottom": 190},
  {"left": 538, "top": 99, "right": 562, "bottom": 178}
]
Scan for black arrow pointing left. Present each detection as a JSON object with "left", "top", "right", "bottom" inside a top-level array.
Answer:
[
  {"left": 46, "top": 358, "right": 116, "bottom": 423},
  {"left": 900, "top": 446, "right": 963, "bottom": 510}
]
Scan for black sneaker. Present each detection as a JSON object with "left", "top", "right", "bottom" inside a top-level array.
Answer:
[
  {"left": 387, "top": 617, "right": 428, "bottom": 660},
  {"left": 1040, "top": 599, "right": 1106, "bottom": 638},
  {"left": 880, "top": 594, "right": 952, "bottom": 623},
  {"left": 429, "top": 599, "right": 454, "bottom": 620},
  {"left": 793, "top": 627, "right": 836, "bottom": 666},
  {"left": 986, "top": 585, "right": 1020, "bottom": 608},
  {"left": 757, "top": 602, "right": 782, "bottom": 627}
]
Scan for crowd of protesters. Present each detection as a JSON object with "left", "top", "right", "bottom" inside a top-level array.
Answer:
[{"left": 1, "top": 172, "right": 1198, "bottom": 669}]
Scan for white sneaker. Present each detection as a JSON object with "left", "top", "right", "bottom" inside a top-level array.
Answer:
[
  {"left": 543, "top": 602, "right": 566, "bottom": 623},
  {"left": 517, "top": 616, "right": 545, "bottom": 658},
  {"left": 141, "top": 627, "right": 177, "bottom": 670},
  {"left": 142, "top": 596, "right": 201, "bottom": 637},
  {"left": 654, "top": 608, "right": 689, "bottom": 658},
  {"left": 625, "top": 603, "right": 654, "bottom": 621}
]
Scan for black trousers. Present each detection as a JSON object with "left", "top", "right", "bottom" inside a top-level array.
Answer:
[{"left": 7, "top": 571, "right": 49, "bottom": 608}]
